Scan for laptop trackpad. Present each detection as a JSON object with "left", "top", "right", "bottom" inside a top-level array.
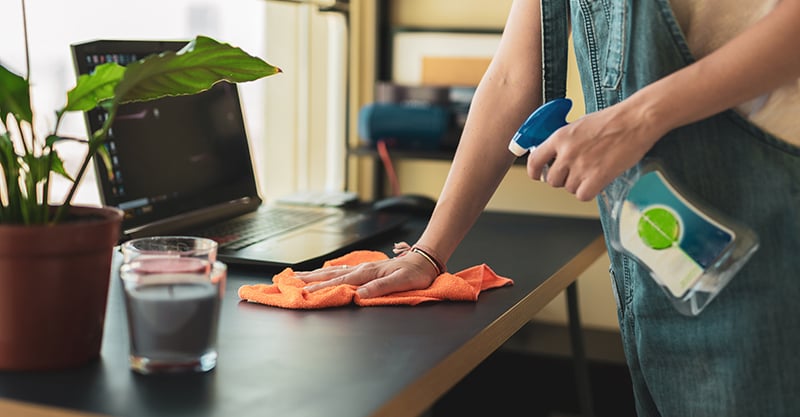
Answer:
[{"left": 237, "top": 230, "right": 355, "bottom": 265}]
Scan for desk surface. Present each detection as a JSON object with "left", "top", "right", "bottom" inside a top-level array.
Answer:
[{"left": 0, "top": 211, "right": 604, "bottom": 417}]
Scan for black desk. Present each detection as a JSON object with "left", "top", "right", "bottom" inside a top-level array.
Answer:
[{"left": 0, "top": 211, "right": 604, "bottom": 417}]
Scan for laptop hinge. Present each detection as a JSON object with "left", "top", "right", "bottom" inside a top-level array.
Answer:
[{"left": 120, "top": 197, "right": 261, "bottom": 242}]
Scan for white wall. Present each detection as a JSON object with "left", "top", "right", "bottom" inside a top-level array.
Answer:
[{"left": 260, "top": 2, "right": 349, "bottom": 202}]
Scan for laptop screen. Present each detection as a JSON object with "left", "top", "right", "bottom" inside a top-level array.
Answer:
[{"left": 70, "top": 39, "right": 261, "bottom": 232}]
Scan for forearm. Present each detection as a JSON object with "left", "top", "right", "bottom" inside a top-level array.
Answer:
[
  {"left": 415, "top": 0, "right": 544, "bottom": 264},
  {"left": 624, "top": 0, "right": 800, "bottom": 139}
]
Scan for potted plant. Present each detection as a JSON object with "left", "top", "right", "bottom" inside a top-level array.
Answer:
[{"left": 0, "top": 14, "right": 280, "bottom": 369}]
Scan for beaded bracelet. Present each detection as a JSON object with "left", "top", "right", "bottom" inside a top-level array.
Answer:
[{"left": 410, "top": 246, "right": 445, "bottom": 276}]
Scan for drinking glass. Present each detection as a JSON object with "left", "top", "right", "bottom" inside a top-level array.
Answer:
[{"left": 119, "top": 236, "right": 226, "bottom": 374}]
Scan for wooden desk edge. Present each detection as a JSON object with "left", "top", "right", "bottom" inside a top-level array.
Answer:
[
  {"left": 371, "top": 235, "right": 607, "bottom": 417},
  {"left": 0, "top": 398, "right": 112, "bottom": 417}
]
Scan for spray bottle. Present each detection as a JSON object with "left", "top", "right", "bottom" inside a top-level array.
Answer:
[{"left": 509, "top": 98, "right": 759, "bottom": 316}]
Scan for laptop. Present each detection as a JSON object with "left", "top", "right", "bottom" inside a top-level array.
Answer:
[{"left": 70, "top": 39, "right": 409, "bottom": 269}]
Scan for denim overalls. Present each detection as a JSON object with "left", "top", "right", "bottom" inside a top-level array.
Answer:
[{"left": 541, "top": 0, "right": 800, "bottom": 415}]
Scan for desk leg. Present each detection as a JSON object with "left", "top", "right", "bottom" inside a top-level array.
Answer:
[
  {"left": 567, "top": 281, "right": 595, "bottom": 417},
  {"left": 371, "top": 152, "right": 386, "bottom": 199}
]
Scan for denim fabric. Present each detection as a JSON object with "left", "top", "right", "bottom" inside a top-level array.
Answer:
[
  {"left": 540, "top": 0, "right": 800, "bottom": 415},
  {"left": 541, "top": 0, "right": 570, "bottom": 102}
]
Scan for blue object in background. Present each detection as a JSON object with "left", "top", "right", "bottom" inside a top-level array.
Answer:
[{"left": 358, "top": 103, "right": 449, "bottom": 150}]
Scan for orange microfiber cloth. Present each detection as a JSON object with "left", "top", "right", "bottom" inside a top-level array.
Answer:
[{"left": 237, "top": 250, "right": 514, "bottom": 309}]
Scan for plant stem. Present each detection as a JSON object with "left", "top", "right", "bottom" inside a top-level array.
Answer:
[
  {"left": 42, "top": 112, "right": 66, "bottom": 223},
  {"left": 53, "top": 142, "right": 95, "bottom": 224},
  {"left": 53, "top": 105, "right": 117, "bottom": 224},
  {"left": 21, "top": 0, "right": 30, "bottom": 79}
]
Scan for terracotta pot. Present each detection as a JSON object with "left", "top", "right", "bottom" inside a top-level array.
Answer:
[{"left": 0, "top": 205, "right": 123, "bottom": 371}]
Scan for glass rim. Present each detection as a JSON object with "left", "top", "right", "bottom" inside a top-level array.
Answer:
[
  {"left": 120, "top": 260, "right": 226, "bottom": 283},
  {"left": 120, "top": 235, "right": 219, "bottom": 257}
]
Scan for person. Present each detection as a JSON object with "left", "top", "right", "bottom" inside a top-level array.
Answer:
[{"left": 295, "top": 1, "right": 800, "bottom": 415}]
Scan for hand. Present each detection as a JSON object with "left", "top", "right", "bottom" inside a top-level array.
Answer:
[
  {"left": 294, "top": 243, "right": 441, "bottom": 299},
  {"left": 527, "top": 101, "right": 667, "bottom": 201}
]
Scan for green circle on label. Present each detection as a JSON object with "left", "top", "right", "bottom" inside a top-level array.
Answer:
[{"left": 637, "top": 207, "right": 680, "bottom": 250}]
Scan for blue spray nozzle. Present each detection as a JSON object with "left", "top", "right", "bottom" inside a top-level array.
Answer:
[{"left": 508, "top": 98, "right": 572, "bottom": 156}]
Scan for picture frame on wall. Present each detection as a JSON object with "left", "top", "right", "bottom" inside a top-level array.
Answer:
[{"left": 390, "top": 29, "right": 502, "bottom": 86}]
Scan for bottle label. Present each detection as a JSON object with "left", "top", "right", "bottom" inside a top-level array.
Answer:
[{"left": 618, "top": 171, "right": 735, "bottom": 297}]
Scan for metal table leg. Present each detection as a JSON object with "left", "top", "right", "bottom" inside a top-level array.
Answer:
[{"left": 567, "top": 281, "right": 595, "bottom": 417}]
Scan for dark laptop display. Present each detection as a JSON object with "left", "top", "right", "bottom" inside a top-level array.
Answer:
[
  {"left": 72, "top": 40, "right": 257, "bottom": 232},
  {"left": 70, "top": 39, "right": 408, "bottom": 269}
]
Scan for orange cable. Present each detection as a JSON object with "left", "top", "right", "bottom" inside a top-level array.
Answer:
[{"left": 376, "top": 139, "right": 401, "bottom": 196}]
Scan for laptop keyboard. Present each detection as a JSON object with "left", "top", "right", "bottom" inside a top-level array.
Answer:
[{"left": 197, "top": 207, "right": 334, "bottom": 250}]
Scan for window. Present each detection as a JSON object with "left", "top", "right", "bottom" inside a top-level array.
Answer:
[{"left": 2, "top": 0, "right": 268, "bottom": 205}]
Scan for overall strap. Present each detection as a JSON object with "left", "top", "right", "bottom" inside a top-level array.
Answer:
[{"left": 540, "top": 0, "right": 570, "bottom": 102}]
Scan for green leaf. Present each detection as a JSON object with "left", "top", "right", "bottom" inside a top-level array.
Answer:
[
  {"left": 48, "top": 149, "right": 73, "bottom": 182},
  {"left": 0, "top": 132, "right": 16, "bottom": 165},
  {"left": 64, "top": 62, "right": 126, "bottom": 112},
  {"left": 114, "top": 35, "right": 281, "bottom": 104},
  {"left": 0, "top": 131, "right": 20, "bottom": 186},
  {"left": 45, "top": 133, "right": 62, "bottom": 147},
  {"left": 0, "top": 64, "right": 33, "bottom": 123},
  {"left": 2, "top": 35, "right": 281, "bottom": 225},
  {"left": 22, "top": 153, "right": 50, "bottom": 185},
  {"left": 0, "top": 132, "right": 22, "bottom": 222}
]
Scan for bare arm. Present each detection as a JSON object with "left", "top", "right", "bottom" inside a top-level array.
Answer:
[
  {"left": 529, "top": 0, "right": 800, "bottom": 201},
  {"left": 297, "top": 0, "right": 544, "bottom": 297},
  {"left": 413, "top": 0, "right": 544, "bottom": 267}
]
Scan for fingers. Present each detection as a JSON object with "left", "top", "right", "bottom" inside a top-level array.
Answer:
[
  {"left": 544, "top": 162, "right": 609, "bottom": 201},
  {"left": 355, "top": 270, "right": 430, "bottom": 298},
  {"left": 294, "top": 256, "right": 438, "bottom": 299},
  {"left": 296, "top": 261, "right": 390, "bottom": 294},
  {"left": 294, "top": 264, "right": 354, "bottom": 283},
  {"left": 392, "top": 241, "right": 411, "bottom": 255},
  {"left": 527, "top": 146, "right": 571, "bottom": 188},
  {"left": 543, "top": 163, "right": 568, "bottom": 188},
  {"left": 299, "top": 266, "right": 372, "bottom": 293},
  {"left": 523, "top": 103, "right": 663, "bottom": 202},
  {"left": 303, "top": 275, "right": 355, "bottom": 293},
  {"left": 575, "top": 175, "right": 608, "bottom": 202},
  {"left": 525, "top": 130, "right": 601, "bottom": 199},
  {"left": 527, "top": 146, "right": 556, "bottom": 184}
]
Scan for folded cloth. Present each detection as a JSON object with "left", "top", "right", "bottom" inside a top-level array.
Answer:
[{"left": 237, "top": 250, "right": 514, "bottom": 309}]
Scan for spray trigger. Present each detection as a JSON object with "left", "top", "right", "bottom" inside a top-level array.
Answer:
[{"left": 508, "top": 98, "right": 572, "bottom": 157}]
